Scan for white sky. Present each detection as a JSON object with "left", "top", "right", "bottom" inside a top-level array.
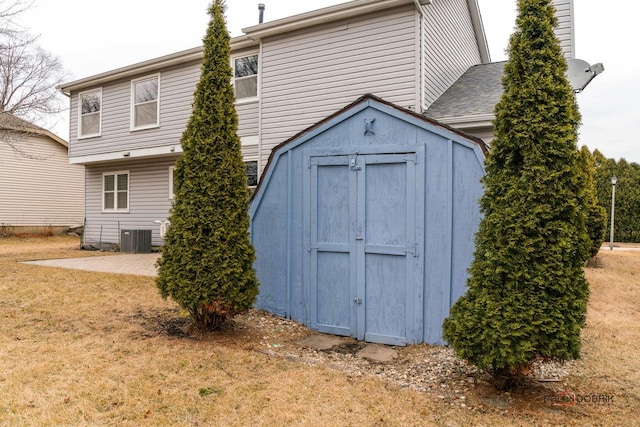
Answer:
[{"left": 21, "top": 0, "right": 640, "bottom": 162}]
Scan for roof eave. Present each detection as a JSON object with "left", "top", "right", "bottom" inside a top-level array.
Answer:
[
  {"left": 58, "top": 35, "right": 257, "bottom": 94},
  {"left": 241, "top": 0, "right": 413, "bottom": 41},
  {"left": 434, "top": 113, "right": 494, "bottom": 129},
  {"left": 467, "top": 0, "right": 491, "bottom": 63}
]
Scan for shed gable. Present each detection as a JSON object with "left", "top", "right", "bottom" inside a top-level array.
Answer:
[{"left": 250, "top": 95, "right": 485, "bottom": 345}]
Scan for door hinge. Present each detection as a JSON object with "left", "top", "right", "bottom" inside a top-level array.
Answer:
[{"left": 405, "top": 243, "right": 419, "bottom": 257}]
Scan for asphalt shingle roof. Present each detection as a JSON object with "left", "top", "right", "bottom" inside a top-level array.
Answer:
[{"left": 424, "top": 61, "right": 506, "bottom": 120}]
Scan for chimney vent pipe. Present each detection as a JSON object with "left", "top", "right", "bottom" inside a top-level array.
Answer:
[{"left": 258, "top": 4, "right": 265, "bottom": 24}]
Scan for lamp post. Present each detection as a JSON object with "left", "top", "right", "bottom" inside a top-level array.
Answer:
[{"left": 609, "top": 176, "right": 617, "bottom": 250}]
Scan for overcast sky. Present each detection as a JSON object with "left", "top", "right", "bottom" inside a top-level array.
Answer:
[{"left": 21, "top": 0, "right": 639, "bottom": 162}]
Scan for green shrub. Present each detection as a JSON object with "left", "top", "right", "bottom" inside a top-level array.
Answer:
[{"left": 156, "top": 0, "right": 258, "bottom": 330}]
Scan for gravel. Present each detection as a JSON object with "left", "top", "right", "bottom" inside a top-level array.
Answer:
[{"left": 235, "top": 310, "right": 574, "bottom": 404}]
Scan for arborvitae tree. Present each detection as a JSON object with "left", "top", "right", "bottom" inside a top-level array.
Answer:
[
  {"left": 578, "top": 146, "right": 607, "bottom": 258},
  {"left": 442, "top": 0, "right": 590, "bottom": 387},
  {"left": 156, "top": 0, "right": 258, "bottom": 330},
  {"left": 593, "top": 152, "right": 640, "bottom": 243}
]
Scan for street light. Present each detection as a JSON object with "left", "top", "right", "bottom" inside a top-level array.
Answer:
[{"left": 609, "top": 176, "right": 617, "bottom": 250}]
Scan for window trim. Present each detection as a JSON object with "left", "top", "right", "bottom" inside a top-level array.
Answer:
[
  {"left": 169, "top": 166, "right": 175, "bottom": 200},
  {"left": 78, "top": 88, "right": 102, "bottom": 139},
  {"left": 232, "top": 53, "right": 259, "bottom": 104},
  {"left": 130, "top": 73, "right": 160, "bottom": 131},
  {"left": 102, "top": 171, "right": 130, "bottom": 213}
]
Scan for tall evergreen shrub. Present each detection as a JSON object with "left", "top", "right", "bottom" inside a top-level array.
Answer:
[
  {"left": 578, "top": 146, "right": 606, "bottom": 258},
  {"left": 156, "top": 0, "right": 258, "bottom": 330},
  {"left": 442, "top": 0, "right": 590, "bottom": 385}
]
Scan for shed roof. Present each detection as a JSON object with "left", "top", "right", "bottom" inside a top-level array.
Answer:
[{"left": 424, "top": 61, "right": 505, "bottom": 121}]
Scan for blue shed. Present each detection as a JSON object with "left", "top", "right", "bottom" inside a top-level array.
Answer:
[{"left": 250, "top": 95, "right": 486, "bottom": 345}]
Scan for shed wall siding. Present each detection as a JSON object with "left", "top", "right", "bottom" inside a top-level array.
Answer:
[
  {"left": 0, "top": 134, "right": 84, "bottom": 227},
  {"left": 251, "top": 100, "right": 486, "bottom": 345},
  {"left": 422, "top": 0, "right": 482, "bottom": 109},
  {"left": 258, "top": 5, "right": 419, "bottom": 168},
  {"left": 83, "top": 157, "right": 178, "bottom": 247}
]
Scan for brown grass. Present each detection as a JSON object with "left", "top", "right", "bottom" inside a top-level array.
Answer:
[{"left": 0, "top": 236, "right": 638, "bottom": 426}]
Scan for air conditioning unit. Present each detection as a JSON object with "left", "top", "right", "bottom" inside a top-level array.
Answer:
[{"left": 120, "top": 229, "right": 152, "bottom": 253}]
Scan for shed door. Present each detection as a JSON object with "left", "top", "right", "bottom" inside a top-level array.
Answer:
[{"left": 308, "top": 153, "right": 422, "bottom": 345}]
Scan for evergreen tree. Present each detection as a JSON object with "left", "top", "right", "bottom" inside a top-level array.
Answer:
[
  {"left": 442, "top": 0, "right": 590, "bottom": 386},
  {"left": 578, "top": 146, "right": 607, "bottom": 258},
  {"left": 156, "top": 0, "right": 258, "bottom": 330},
  {"left": 593, "top": 152, "right": 640, "bottom": 243}
]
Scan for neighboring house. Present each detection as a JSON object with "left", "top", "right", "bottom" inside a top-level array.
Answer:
[
  {"left": 0, "top": 113, "right": 84, "bottom": 234},
  {"left": 59, "top": 0, "right": 491, "bottom": 248}
]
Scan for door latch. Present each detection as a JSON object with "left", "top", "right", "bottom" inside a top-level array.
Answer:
[
  {"left": 353, "top": 297, "right": 362, "bottom": 304},
  {"left": 350, "top": 156, "right": 361, "bottom": 171}
]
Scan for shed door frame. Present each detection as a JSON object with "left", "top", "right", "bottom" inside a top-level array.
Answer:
[{"left": 303, "top": 145, "right": 425, "bottom": 345}]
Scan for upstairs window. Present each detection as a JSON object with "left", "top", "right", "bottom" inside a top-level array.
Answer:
[
  {"left": 103, "top": 172, "right": 129, "bottom": 212},
  {"left": 131, "top": 75, "right": 159, "bottom": 130},
  {"left": 233, "top": 54, "right": 258, "bottom": 100},
  {"left": 79, "top": 89, "right": 102, "bottom": 138}
]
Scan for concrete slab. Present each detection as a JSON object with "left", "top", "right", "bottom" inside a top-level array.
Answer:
[
  {"left": 297, "top": 334, "right": 342, "bottom": 351},
  {"left": 356, "top": 344, "right": 398, "bottom": 363},
  {"left": 22, "top": 253, "right": 160, "bottom": 277}
]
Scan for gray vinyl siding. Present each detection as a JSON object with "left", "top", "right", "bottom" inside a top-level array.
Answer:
[
  {"left": 422, "top": 0, "right": 482, "bottom": 109},
  {"left": 237, "top": 101, "right": 259, "bottom": 137},
  {"left": 69, "top": 61, "right": 259, "bottom": 159},
  {"left": 69, "top": 62, "right": 200, "bottom": 158},
  {"left": 83, "top": 157, "right": 178, "bottom": 247},
  {"left": 0, "top": 134, "right": 84, "bottom": 227},
  {"left": 553, "top": 0, "right": 574, "bottom": 58},
  {"left": 258, "top": 5, "right": 419, "bottom": 167}
]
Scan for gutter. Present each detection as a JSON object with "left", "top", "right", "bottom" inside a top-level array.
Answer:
[{"left": 58, "top": 36, "right": 256, "bottom": 95}]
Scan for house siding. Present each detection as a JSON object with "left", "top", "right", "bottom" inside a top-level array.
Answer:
[
  {"left": 69, "top": 61, "right": 201, "bottom": 159},
  {"left": 422, "top": 0, "right": 482, "bottom": 109},
  {"left": 553, "top": 0, "right": 574, "bottom": 58},
  {"left": 0, "top": 134, "right": 84, "bottom": 228},
  {"left": 83, "top": 157, "right": 178, "bottom": 247},
  {"left": 69, "top": 61, "right": 259, "bottom": 160},
  {"left": 258, "top": 4, "right": 419, "bottom": 168}
]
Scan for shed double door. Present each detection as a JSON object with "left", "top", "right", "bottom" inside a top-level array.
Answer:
[{"left": 307, "top": 152, "right": 423, "bottom": 345}]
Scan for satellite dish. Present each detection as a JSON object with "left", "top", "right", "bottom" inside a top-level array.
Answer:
[{"left": 567, "top": 58, "right": 605, "bottom": 93}]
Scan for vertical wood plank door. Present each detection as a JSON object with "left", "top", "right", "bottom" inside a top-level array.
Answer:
[{"left": 308, "top": 152, "right": 423, "bottom": 345}]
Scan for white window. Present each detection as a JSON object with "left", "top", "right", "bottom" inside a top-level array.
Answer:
[
  {"left": 79, "top": 89, "right": 102, "bottom": 138},
  {"left": 103, "top": 172, "right": 129, "bottom": 212},
  {"left": 233, "top": 54, "right": 258, "bottom": 101},
  {"left": 169, "top": 166, "right": 176, "bottom": 199},
  {"left": 131, "top": 74, "right": 159, "bottom": 130}
]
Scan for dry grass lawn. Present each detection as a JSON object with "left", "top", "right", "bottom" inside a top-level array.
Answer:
[{"left": 0, "top": 236, "right": 638, "bottom": 426}]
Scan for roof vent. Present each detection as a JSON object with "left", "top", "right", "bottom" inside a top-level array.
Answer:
[{"left": 258, "top": 4, "right": 265, "bottom": 24}]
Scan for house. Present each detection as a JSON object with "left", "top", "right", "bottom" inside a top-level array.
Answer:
[
  {"left": 58, "top": 0, "right": 492, "bottom": 249},
  {"left": 426, "top": 0, "right": 578, "bottom": 139},
  {"left": 0, "top": 113, "right": 84, "bottom": 234},
  {"left": 250, "top": 94, "right": 487, "bottom": 345},
  {"left": 58, "top": 0, "right": 578, "bottom": 249}
]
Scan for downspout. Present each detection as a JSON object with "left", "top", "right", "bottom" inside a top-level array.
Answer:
[{"left": 414, "top": 0, "right": 426, "bottom": 112}]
